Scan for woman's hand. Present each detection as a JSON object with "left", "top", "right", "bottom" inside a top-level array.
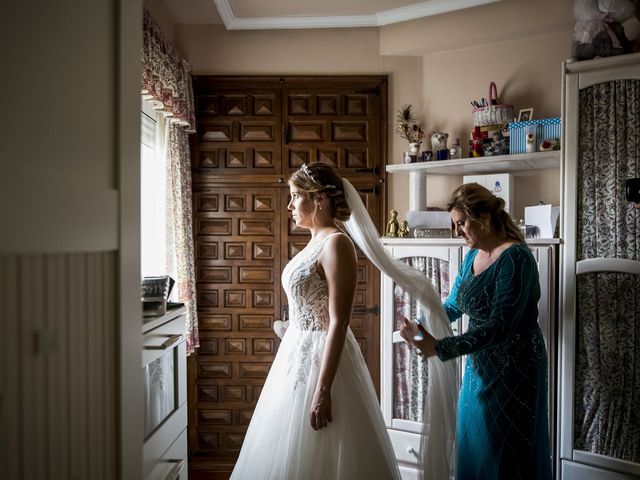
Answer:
[
  {"left": 272, "top": 320, "right": 289, "bottom": 339},
  {"left": 310, "top": 386, "right": 332, "bottom": 431},
  {"left": 399, "top": 316, "right": 437, "bottom": 358}
]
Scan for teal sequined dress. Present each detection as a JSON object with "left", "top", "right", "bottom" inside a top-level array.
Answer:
[{"left": 434, "top": 244, "right": 551, "bottom": 480}]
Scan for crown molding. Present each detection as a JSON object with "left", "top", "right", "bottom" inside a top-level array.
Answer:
[{"left": 213, "top": 0, "right": 502, "bottom": 30}]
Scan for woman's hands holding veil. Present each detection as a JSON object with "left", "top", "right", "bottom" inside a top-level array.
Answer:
[{"left": 399, "top": 316, "right": 437, "bottom": 358}]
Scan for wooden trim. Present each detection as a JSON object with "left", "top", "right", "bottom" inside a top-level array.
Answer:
[{"left": 116, "top": 0, "right": 144, "bottom": 477}]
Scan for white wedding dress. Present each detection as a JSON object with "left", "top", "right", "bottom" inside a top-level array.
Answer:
[{"left": 230, "top": 232, "right": 401, "bottom": 480}]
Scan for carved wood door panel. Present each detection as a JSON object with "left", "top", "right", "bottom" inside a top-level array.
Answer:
[
  {"left": 189, "top": 76, "right": 387, "bottom": 475},
  {"left": 190, "top": 183, "right": 285, "bottom": 471}
]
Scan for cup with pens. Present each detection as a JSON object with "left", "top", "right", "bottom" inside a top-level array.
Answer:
[{"left": 471, "top": 81, "right": 514, "bottom": 127}]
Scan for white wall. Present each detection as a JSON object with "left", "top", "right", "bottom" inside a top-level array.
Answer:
[{"left": 1, "top": 1, "right": 143, "bottom": 478}]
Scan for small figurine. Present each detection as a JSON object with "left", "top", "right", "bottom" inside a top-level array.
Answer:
[
  {"left": 483, "top": 131, "right": 500, "bottom": 156},
  {"left": 385, "top": 209, "right": 400, "bottom": 237},
  {"left": 398, "top": 220, "right": 409, "bottom": 238},
  {"left": 430, "top": 131, "right": 449, "bottom": 154}
]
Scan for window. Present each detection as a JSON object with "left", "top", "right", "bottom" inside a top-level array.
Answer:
[{"left": 140, "top": 101, "right": 167, "bottom": 277}]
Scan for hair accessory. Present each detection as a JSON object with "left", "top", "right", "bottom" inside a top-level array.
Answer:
[
  {"left": 298, "top": 163, "right": 337, "bottom": 189},
  {"left": 299, "top": 164, "right": 320, "bottom": 184}
]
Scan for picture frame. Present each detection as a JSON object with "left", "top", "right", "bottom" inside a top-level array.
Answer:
[{"left": 518, "top": 108, "right": 534, "bottom": 122}]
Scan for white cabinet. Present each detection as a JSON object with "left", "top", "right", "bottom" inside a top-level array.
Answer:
[
  {"left": 379, "top": 238, "right": 558, "bottom": 479},
  {"left": 380, "top": 241, "right": 462, "bottom": 477},
  {"left": 142, "top": 307, "right": 189, "bottom": 480},
  {"left": 559, "top": 53, "right": 640, "bottom": 480},
  {"left": 384, "top": 144, "right": 562, "bottom": 479}
]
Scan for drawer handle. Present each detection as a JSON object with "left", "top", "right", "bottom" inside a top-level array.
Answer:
[
  {"left": 164, "top": 459, "right": 184, "bottom": 480},
  {"left": 145, "top": 334, "right": 183, "bottom": 350},
  {"left": 407, "top": 447, "right": 419, "bottom": 458}
]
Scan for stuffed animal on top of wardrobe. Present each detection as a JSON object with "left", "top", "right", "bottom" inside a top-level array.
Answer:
[
  {"left": 572, "top": 0, "right": 636, "bottom": 61},
  {"left": 633, "top": 0, "right": 640, "bottom": 52}
]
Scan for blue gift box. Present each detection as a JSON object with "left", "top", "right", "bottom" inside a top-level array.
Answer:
[{"left": 508, "top": 117, "right": 561, "bottom": 154}]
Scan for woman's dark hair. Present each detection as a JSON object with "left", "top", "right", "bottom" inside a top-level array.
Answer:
[
  {"left": 288, "top": 162, "right": 351, "bottom": 222},
  {"left": 446, "top": 183, "right": 525, "bottom": 243}
]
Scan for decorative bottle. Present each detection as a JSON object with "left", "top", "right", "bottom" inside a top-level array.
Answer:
[{"left": 449, "top": 138, "right": 462, "bottom": 159}]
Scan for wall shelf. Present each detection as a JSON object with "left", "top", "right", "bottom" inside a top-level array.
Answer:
[
  {"left": 386, "top": 150, "right": 560, "bottom": 210},
  {"left": 386, "top": 150, "right": 560, "bottom": 175},
  {"left": 381, "top": 237, "right": 561, "bottom": 246}
]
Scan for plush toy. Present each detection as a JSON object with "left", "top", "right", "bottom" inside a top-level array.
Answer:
[
  {"left": 430, "top": 131, "right": 449, "bottom": 154},
  {"left": 572, "top": 0, "right": 636, "bottom": 61},
  {"left": 634, "top": 1, "right": 640, "bottom": 52}
]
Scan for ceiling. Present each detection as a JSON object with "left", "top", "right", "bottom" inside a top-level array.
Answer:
[{"left": 158, "top": 0, "right": 502, "bottom": 30}]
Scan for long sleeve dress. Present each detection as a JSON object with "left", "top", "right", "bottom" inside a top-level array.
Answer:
[{"left": 434, "top": 243, "right": 552, "bottom": 480}]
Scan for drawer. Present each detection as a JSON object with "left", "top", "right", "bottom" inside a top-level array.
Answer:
[
  {"left": 388, "top": 428, "right": 422, "bottom": 465},
  {"left": 399, "top": 464, "right": 420, "bottom": 480},
  {"left": 144, "top": 402, "right": 188, "bottom": 477},
  {"left": 144, "top": 428, "right": 187, "bottom": 480},
  {"left": 562, "top": 460, "right": 640, "bottom": 480},
  {"left": 145, "top": 315, "right": 186, "bottom": 338},
  {"left": 143, "top": 316, "right": 187, "bottom": 366}
]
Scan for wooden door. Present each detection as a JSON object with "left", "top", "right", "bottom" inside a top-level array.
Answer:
[{"left": 188, "top": 76, "right": 387, "bottom": 475}]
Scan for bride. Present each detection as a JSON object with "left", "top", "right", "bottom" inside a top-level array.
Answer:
[
  {"left": 230, "top": 162, "right": 401, "bottom": 479},
  {"left": 230, "top": 162, "right": 457, "bottom": 480}
]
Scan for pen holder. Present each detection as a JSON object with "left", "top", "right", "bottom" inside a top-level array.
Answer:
[{"left": 472, "top": 81, "right": 514, "bottom": 127}]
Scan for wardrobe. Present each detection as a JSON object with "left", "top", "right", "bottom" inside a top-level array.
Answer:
[{"left": 560, "top": 52, "right": 640, "bottom": 479}]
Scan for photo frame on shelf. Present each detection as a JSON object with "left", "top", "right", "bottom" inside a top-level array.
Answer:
[{"left": 518, "top": 108, "right": 534, "bottom": 122}]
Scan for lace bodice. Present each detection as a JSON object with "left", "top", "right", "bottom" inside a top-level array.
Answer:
[{"left": 282, "top": 233, "right": 344, "bottom": 331}]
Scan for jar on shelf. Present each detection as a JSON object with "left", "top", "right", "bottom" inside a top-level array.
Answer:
[
  {"left": 449, "top": 138, "right": 462, "bottom": 159},
  {"left": 409, "top": 142, "right": 421, "bottom": 155}
]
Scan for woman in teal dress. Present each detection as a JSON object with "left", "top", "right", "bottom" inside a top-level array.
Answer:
[{"left": 401, "top": 183, "right": 552, "bottom": 480}]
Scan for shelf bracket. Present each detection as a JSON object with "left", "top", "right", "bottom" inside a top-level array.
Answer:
[{"left": 408, "top": 169, "right": 427, "bottom": 211}]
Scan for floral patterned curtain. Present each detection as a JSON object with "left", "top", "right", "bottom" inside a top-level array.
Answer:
[
  {"left": 142, "top": 9, "right": 195, "bottom": 131},
  {"left": 575, "top": 79, "right": 640, "bottom": 462},
  {"left": 393, "top": 256, "right": 450, "bottom": 422},
  {"left": 143, "top": 8, "right": 199, "bottom": 354}
]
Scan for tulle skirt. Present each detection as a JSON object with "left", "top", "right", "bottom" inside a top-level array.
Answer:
[{"left": 230, "top": 325, "right": 401, "bottom": 480}]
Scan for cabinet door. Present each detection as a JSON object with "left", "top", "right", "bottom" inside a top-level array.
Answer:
[
  {"left": 380, "top": 245, "right": 462, "bottom": 433},
  {"left": 529, "top": 244, "right": 557, "bottom": 460},
  {"left": 561, "top": 55, "right": 640, "bottom": 477}
]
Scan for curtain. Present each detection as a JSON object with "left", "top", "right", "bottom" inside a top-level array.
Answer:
[
  {"left": 142, "top": 10, "right": 195, "bottom": 131},
  {"left": 575, "top": 79, "right": 640, "bottom": 462},
  {"left": 143, "top": 8, "right": 199, "bottom": 354},
  {"left": 393, "top": 256, "right": 450, "bottom": 422}
]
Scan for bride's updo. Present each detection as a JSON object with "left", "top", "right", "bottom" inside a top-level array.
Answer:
[{"left": 289, "top": 162, "right": 351, "bottom": 222}]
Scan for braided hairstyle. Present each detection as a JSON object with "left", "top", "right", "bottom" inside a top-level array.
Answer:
[
  {"left": 446, "top": 183, "right": 525, "bottom": 243},
  {"left": 288, "top": 162, "right": 351, "bottom": 222}
]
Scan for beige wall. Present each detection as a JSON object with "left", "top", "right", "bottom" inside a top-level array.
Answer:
[
  {"left": 379, "top": 0, "right": 574, "bottom": 218},
  {"left": 3, "top": 0, "right": 143, "bottom": 477},
  {"left": 414, "top": 28, "right": 572, "bottom": 219},
  {"left": 145, "top": 0, "right": 176, "bottom": 43},
  {"left": 172, "top": 0, "right": 576, "bottom": 222}
]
